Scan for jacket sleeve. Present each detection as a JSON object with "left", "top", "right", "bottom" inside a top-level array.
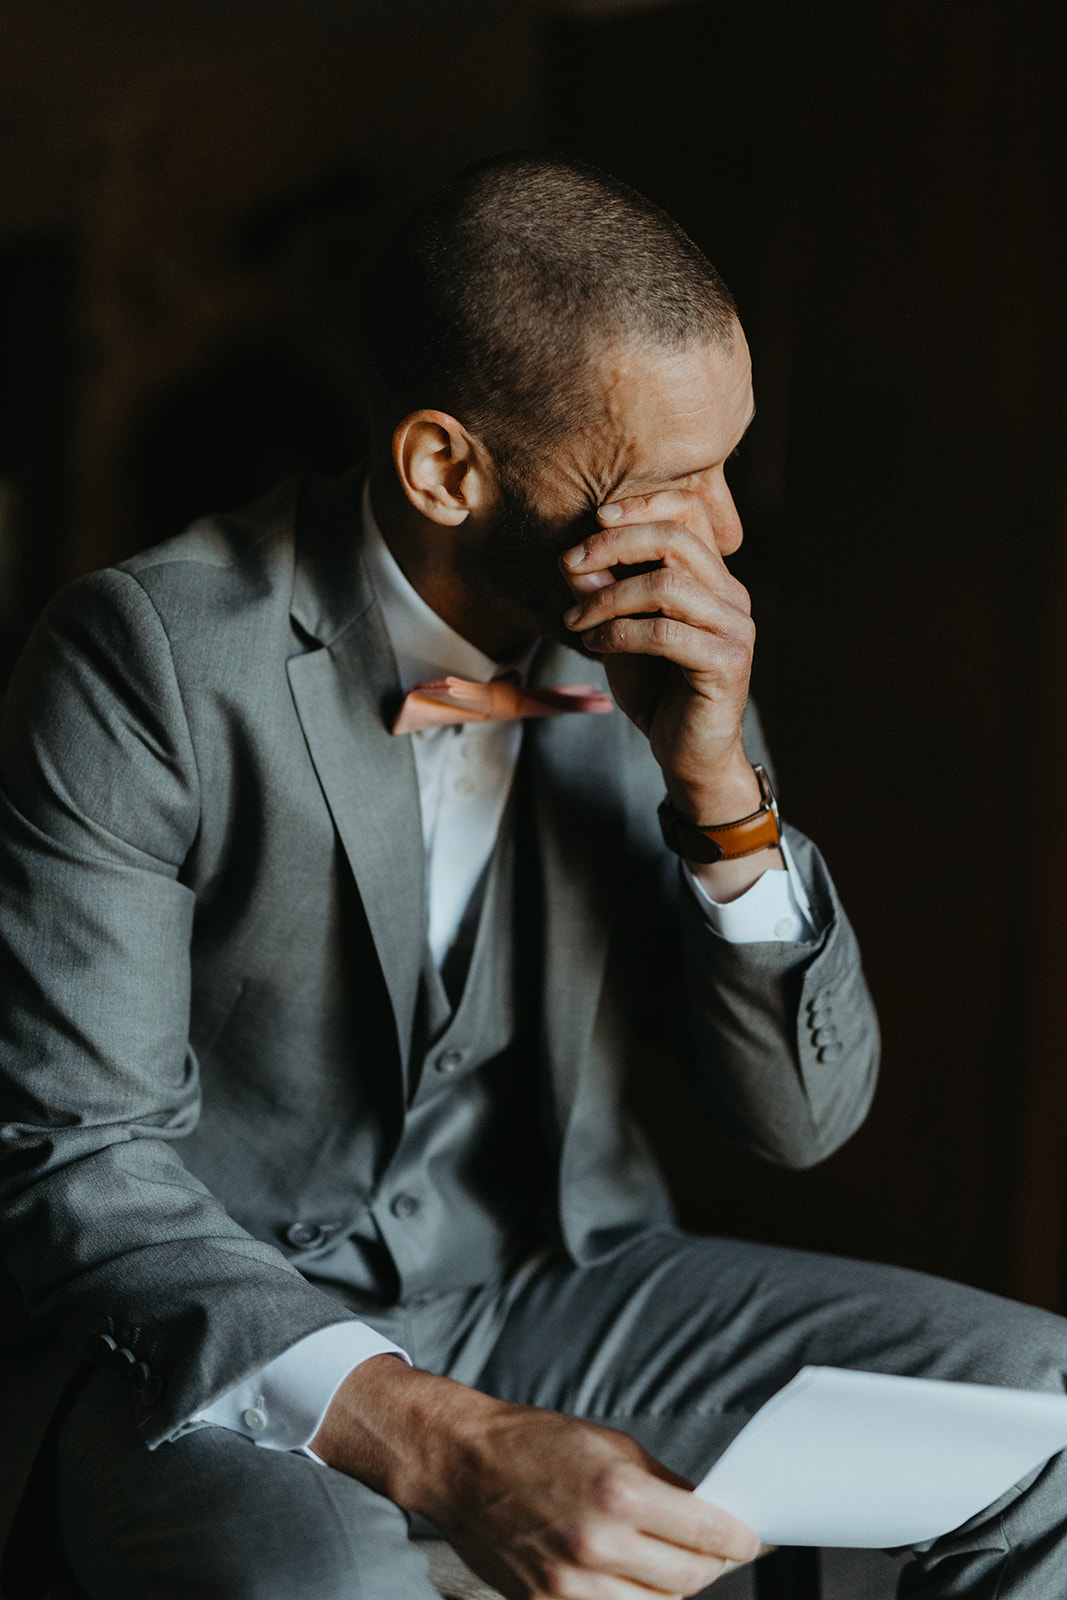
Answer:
[
  {"left": 0, "top": 571, "right": 355, "bottom": 1447},
  {"left": 669, "top": 702, "right": 880, "bottom": 1168}
]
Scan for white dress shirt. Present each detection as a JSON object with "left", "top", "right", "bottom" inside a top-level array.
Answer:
[{"left": 195, "top": 481, "right": 818, "bottom": 1453}]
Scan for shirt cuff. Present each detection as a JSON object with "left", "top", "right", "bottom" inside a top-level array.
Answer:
[
  {"left": 683, "top": 835, "right": 818, "bottom": 943},
  {"left": 193, "top": 1321, "right": 411, "bottom": 1454}
]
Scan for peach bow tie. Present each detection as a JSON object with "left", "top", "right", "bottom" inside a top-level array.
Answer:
[{"left": 392, "top": 676, "right": 614, "bottom": 734}]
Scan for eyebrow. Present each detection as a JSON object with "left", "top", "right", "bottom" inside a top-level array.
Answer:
[{"left": 619, "top": 403, "right": 757, "bottom": 489}]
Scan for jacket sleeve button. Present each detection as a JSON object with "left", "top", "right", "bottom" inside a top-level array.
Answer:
[
  {"left": 141, "top": 1373, "right": 165, "bottom": 1407},
  {"left": 93, "top": 1333, "right": 118, "bottom": 1361}
]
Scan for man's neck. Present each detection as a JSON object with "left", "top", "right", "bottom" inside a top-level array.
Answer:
[{"left": 368, "top": 464, "right": 540, "bottom": 662}]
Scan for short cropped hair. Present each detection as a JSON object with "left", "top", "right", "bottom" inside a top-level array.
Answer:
[{"left": 358, "top": 152, "right": 736, "bottom": 479}]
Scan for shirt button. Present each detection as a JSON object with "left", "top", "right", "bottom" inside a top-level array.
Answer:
[
  {"left": 243, "top": 1407, "right": 268, "bottom": 1433},
  {"left": 453, "top": 775, "right": 476, "bottom": 797},
  {"left": 774, "top": 915, "right": 796, "bottom": 939},
  {"left": 435, "top": 1048, "right": 465, "bottom": 1074},
  {"left": 390, "top": 1192, "right": 421, "bottom": 1220}
]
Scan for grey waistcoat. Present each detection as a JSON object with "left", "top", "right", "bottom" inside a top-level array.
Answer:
[{"left": 302, "top": 776, "right": 553, "bottom": 1303}]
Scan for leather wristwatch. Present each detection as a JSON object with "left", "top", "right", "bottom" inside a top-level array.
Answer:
[{"left": 657, "top": 764, "right": 782, "bottom": 864}]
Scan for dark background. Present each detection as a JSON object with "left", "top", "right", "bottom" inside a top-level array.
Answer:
[{"left": 2, "top": 0, "right": 1065, "bottom": 1307}]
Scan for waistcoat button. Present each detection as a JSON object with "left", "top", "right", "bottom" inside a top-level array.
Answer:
[
  {"left": 435, "top": 1048, "right": 465, "bottom": 1074},
  {"left": 284, "top": 1221, "right": 326, "bottom": 1249},
  {"left": 390, "top": 1192, "right": 421, "bottom": 1220}
]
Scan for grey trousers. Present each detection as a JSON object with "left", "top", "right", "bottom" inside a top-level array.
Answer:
[{"left": 54, "top": 1230, "right": 1067, "bottom": 1599}]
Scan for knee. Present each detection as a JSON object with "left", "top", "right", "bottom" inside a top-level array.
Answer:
[
  {"left": 935, "top": 1289, "right": 1067, "bottom": 1396},
  {"left": 210, "top": 1523, "right": 435, "bottom": 1600}
]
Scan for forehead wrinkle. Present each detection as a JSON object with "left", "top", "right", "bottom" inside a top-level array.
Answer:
[
  {"left": 617, "top": 394, "right": 756, "bottom": 493},
  {"left": 557, "top": 335, "right": 753, "bottom": 504}
]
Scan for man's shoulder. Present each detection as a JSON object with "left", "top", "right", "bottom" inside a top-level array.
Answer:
[
  {"left": 119, "top": 476, "right": 303, "bottom": 610},
  {"left": 13, "top": 474, "right": 354, "bottom": 725}
]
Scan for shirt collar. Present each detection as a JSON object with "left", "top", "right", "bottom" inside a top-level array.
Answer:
[{"left": 360, "top": 476, "right": 537, "bottom": 693}]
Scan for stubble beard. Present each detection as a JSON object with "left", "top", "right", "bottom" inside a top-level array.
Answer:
[{"left": 455, "top": 464, "right": 591, "bottom": 655}]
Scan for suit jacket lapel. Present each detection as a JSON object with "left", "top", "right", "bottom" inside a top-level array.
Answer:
[
  {"left": 286, "top": 473, "right": 426, "bottom": 1076},
  {"left": 526, "top": 643, "right": 627, "bottom": 1133}
]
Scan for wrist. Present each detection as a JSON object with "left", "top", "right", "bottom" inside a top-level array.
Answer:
[
  {"left": 311, "top": 1355, "right": 503, "bottom": 1515},
  {"left": 664, "top": 749, "right": 761, "bottom": 825},
  {"left": 661, "top": 757, "right": 784, "bottom": 897}
]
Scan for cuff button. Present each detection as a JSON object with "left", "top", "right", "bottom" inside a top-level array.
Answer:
[{"left": 141, "top": 1373, "right": 165, "bottom": 1407}]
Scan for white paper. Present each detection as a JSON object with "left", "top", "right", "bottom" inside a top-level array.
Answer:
[{"left": 695, "top": 1366, "right": 1067, "bottom": 1548}]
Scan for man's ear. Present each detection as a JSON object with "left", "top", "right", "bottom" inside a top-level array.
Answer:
[{"left": 392, "top": 411, "right": 491, "bottom": 526}]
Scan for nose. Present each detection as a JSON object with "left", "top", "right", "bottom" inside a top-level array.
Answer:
[
  {"left": 696, "top": 473, "right": 743, "bottom": 558},
  {"left": 715, "top": 486, "right": 744, "bottom": 558}
]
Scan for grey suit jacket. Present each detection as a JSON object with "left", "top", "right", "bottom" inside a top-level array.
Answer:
[{"left": 0, "top": 470, "right": 878, "bottom": 1544}]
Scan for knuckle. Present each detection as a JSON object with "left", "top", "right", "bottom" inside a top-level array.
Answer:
[
  {"left": 585, "top": 529, "right": 620, "bottom": 565},
  {"left": 716, "top": 627, "right": 754, "bottom": 672},
  {"left": 730, "top": 630, "right": 755, "bottom": 669},
  {"left": 726, "top": 572, "right": 753, "bottom": 609},
  {"left": 541, "top": 1559, "right": 574, "bottom": 1597},
  {"left": 595, "top": 1462, "right": 641, "bottom": 1517},
  {"left": 651, "top": 615, "right": 676, "bottom": 650},
  {"left": 650, "top": 566, "right": 683, "bottom": 602},
  {"left": 563, "top": 1521, "right": 607, "bottom": 1567}
]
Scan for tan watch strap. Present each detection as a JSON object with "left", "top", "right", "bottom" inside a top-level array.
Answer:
[{"left": 657, "top": 764, "right": 782, "bottom": 864}]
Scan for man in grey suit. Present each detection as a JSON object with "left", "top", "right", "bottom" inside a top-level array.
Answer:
[{"left": 2, "top": 153, "right": 1067, "bottom": 1600}]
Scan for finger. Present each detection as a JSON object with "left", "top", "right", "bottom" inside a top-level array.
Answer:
[
  {"left": 563, "top": 568, "right": 748, "bottom": 637},
  {"left": 586, "top": 1463, "right": 760, "bottom": 1569},
  {"left": 579, "top": 614, "right": 756, "bottom": 677},
  {"left": 622, "top": 1478, "right": 760, "bottom": 1566},
  {"left": 544, "top": 1575, "right": 683, "bottom": 1600},
  {"left": 562, "top": 525, "right": 747, "bottom": 614},
  {"left": 571, "top": 1524, "right": 736, "bottom": 1596},
  {"left": 599, "top": 488, "right": 705, "bottom": 529},
  {"left": 563, "top": 521, "right": 713, "bottom": 581}
]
